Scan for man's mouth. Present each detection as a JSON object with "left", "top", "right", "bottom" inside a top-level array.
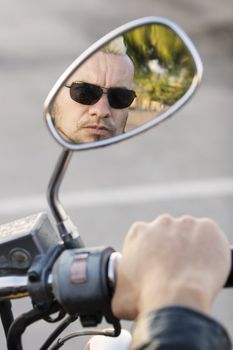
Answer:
[{"left": 82, "top": 124, "right": 113, "bottom": 136}]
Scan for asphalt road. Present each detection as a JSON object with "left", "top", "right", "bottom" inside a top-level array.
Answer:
[{"left": 0, "top": 0, "right": 233, "bottom": 349}]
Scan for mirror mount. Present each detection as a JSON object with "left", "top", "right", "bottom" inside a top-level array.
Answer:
[
  {"left": 47, "top": 149, "right": 84, "bottom": 248},
  {"left": 44, "top": 17, "right": 203, "bottom": 249}
]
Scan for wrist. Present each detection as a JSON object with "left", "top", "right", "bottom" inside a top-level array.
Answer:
[{"left": 138, "top": 282, "right": 211, "bottom": 316}]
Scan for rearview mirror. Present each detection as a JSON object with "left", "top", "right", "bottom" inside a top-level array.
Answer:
[{"left": 44, "top": 17, "right": 203, "bottom": 151}]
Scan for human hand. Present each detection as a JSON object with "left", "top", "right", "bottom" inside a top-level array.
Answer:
[{"left": 112, "top": 215, "right": 231, "bottom": 320}]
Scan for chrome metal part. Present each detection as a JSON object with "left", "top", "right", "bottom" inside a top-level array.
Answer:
[
  {"left": 44, "top": 16, "right": 203, "bottom": 151},
  {"left": 46, "top": 149, "right": 83, "bottom": 246},
  {"left": 0, "top": 275, "right": 52, "bottom": 301},
  {"left": 47, "top": 149, "right": 73, "bottom": 223},
  {"left": 107, "top": 252, "right": 122, "bottom": 289}
]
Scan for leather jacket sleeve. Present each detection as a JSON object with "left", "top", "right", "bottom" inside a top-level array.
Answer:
[{"left": 130, "top": 306, "right": 232, "bottom": 350}]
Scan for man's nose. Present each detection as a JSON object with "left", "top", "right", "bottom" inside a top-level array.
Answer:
[{"left": 88, "top": 94, "right": 111, "bottom": 118}]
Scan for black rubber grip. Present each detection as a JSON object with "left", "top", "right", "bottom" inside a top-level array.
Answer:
[{"left": 224, "top": 248, "right": 233, "bottom": 287}]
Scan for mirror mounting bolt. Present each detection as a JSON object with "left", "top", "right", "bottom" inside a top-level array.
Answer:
[{"left": 57, "top": 218, "right": 84, "bottom": 249}]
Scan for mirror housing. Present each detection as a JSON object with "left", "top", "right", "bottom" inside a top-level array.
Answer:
[{"left": 44, "top": 17, "right": 203, "bottom": 150}]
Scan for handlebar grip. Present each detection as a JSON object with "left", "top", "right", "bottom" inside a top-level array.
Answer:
[
  {"left": 109, "top": 251, "right": 233, "bottom": 289},
  {"left": 224, "top": 248, "right": 233, "bottom": 288}
]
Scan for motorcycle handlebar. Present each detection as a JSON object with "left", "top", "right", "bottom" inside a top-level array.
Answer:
[
  {"left": 0, "top": 275, "right": 53, "bottom": 301},
  {"left": 1, "top": 249, "right": 233, "bottom": 303}
]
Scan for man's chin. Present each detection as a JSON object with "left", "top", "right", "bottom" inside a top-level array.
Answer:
[
  {"left": 72, "top": 128, "right": 114, "bottom": 143},
  {"left": 73, "top": 135, "right": 112, "bottom": 144},
  {"left": 57, "top": 127, "right": 117, "bottom": 144}
]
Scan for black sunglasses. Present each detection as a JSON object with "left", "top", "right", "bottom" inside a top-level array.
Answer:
[{"left": 65, "top": 82, "right": 136, "bottom": 109}]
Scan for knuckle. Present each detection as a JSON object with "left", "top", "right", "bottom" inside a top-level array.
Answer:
[
  {"left": 199, "top": 217, "right": 218, "bottom": 228},
  {"left": 178, "top": 215, "right": 195, "bottom": 224},
  {"left": 177, "top": 215, "right": 196, "bottom": 231},
  {"left": 196, "top": 218, "right": 220, "bottom": 237},
  {"left": 127, "top": 221, "right": 146, "bottom": 240},
  {"left": 198, "top": 218, "right": 228, "bottom": 241},
  {"left": 156, "top": 213, "right": 173, "bottom": 225}
]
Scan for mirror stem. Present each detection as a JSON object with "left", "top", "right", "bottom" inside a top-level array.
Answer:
[{"left": 47, "top": 149, "right": 84, "bottom": 248}]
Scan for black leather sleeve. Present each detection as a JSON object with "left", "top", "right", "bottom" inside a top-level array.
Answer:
[{"left": 130, "top": 306, "right": 232, "bottom": 350}]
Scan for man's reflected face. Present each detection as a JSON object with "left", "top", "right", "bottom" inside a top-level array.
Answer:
[{"left": 53, "top": 51, "right": 134, "bottom": 143}]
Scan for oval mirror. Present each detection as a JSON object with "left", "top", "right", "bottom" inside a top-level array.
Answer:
[{"left": 44, "top": 17, "right": 203, "bottom": 150}]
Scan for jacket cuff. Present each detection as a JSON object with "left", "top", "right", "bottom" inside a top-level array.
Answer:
[{"left": 130, "top": 306, "right": 231, "bottom": 350}]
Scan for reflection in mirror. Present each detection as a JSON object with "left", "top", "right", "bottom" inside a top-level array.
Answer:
[{"left": 50, "top": 24, "right": 196, "bottom": 144}]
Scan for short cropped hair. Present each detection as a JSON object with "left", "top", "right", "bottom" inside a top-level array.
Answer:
[{"left": 101, "top": 36, "right": 127, "bottom": 55}]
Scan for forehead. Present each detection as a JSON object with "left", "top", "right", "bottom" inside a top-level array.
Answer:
[{"left": 68, "top": 51, "right": 134, "bottom": 88}]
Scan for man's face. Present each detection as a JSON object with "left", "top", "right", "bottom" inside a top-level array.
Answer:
[{"left": 53, "top": 51, "right": 134, "bottom": 143}]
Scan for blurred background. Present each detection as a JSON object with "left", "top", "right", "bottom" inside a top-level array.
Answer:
[{"left": 0, "top": 0, "right": 233, "bottom": 348}]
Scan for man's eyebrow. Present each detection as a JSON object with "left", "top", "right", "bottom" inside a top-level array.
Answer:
[
  {"left": 64, "top": 82, "right": 132, "bottom": 90},
  {"left": 65, "top": 80, "right": 83, "bottom": 86}
]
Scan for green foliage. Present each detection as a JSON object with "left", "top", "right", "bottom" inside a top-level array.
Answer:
[{"left": 123, "top": 24, "right": 195, "bottom": 107}]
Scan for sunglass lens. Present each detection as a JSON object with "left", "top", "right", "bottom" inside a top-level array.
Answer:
[
  {"left": 70, "top": 83, "right": 102, "bottom": 105},
  {"left": 108, "top": 88, "right": 136, "bottom": 109}
]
